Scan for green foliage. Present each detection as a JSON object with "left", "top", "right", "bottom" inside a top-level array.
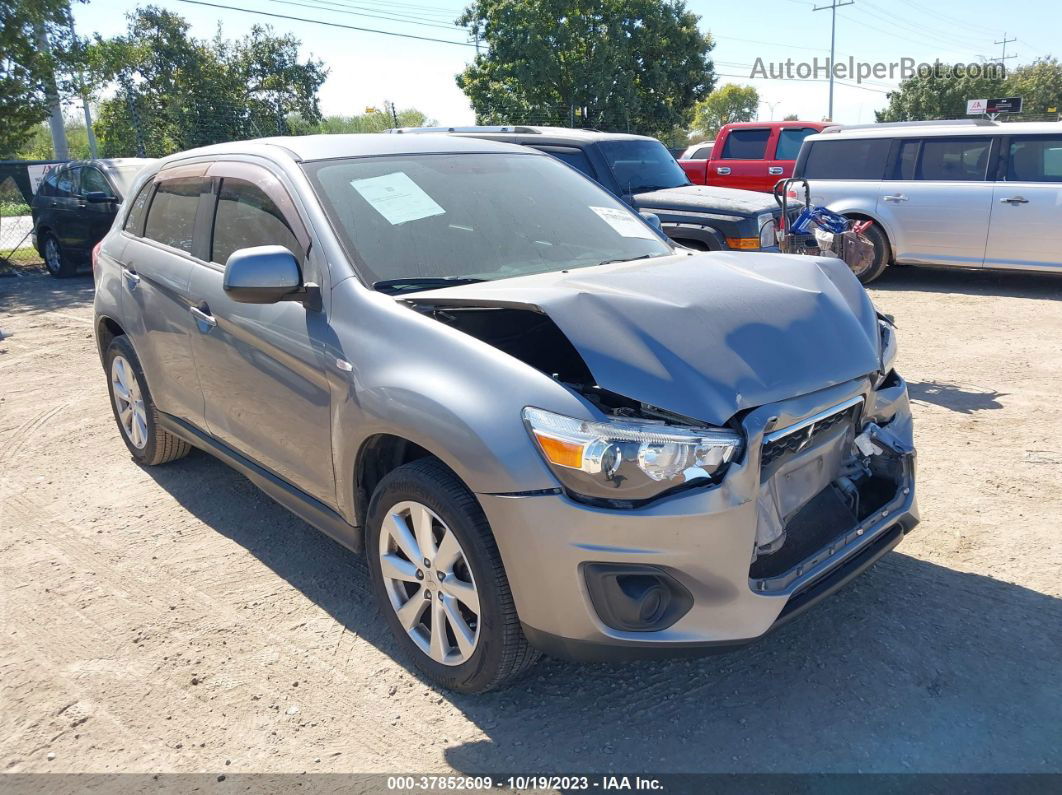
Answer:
[
  {"left": 782, "top": 113, "right": 799, "bottom": 121},
  {"left": 692, "top": 83, "right": 759, "bottom": 136},
  {"left": 287, "top": 104, "right": 435, "bottom": 135},
  {"left": 0, "top": 0, "right": 86, "bottom": 157},
  {"left": 89, "top": 6, "right": 328, "bottom": 157},
  {"left": 456, "top": 0, "right": 714, "bottom": 138},
  {"left": 876, "top": 58, "right": 1062, "bottom": 122},
  {"left": 11, "top": 120, "right": 94, "bottom": 160}
]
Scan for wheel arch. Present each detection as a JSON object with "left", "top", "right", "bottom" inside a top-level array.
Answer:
[{"left": 95, "top": 315, "right": 127, "bottom": 362}]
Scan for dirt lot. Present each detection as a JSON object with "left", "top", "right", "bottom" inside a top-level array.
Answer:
[{"left": 2, "top": 264, "right": 1061, "bottom": 775}]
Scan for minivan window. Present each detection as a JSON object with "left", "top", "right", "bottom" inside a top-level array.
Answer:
[
  {"left": 892, "top": 139, "right": 919, "bottom": 180},
  {"left": 144, "top": 177, "right": 207, "bottom": 254},
  {"left": 304, "top": 152, "right": 672, "bottom": 289},
  {"left": 123, "top": 181, "right": 154, "bottom": 235},
  {"left": 917, "top": 137, "right": 991, "bottom": 181},
  {"left": 1006, "top": 136, "right": 1062, "bottom": 182},
  {"left": 598, "top": 140, "right": 690, "bottom": 192},
  {"left": 721, "top": 129, "right": 771, "bottom": 159},
  {"left": 211, "top": 178, "right": 303, "bottom": 266},
  {"left": 802, "top": 138, "right": 891, "bottom": 180},
  {"left": 774, "top": 128, "right": 817, "bottom": 161}
]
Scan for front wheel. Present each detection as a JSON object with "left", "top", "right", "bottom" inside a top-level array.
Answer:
[{"left": 366, "top": 458, "right": 539, "bottom": 693}]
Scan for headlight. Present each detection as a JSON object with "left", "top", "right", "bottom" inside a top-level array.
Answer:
[
  {"left": 758, "top": 213, "right": 778, "bottom": 249},
  {"left": 878, "top": 317, "right": 898, "bottom": 379},
  {"left": 523, "top": 407, "right": 743, "bottom": 503}
]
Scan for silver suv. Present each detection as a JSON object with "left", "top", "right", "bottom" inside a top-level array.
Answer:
[
  {"left": 796, "top": 121, "right": 1061, "bottom": 282},
  {"left": 93, "top": 134, "right": 918, "bottom": 692}
]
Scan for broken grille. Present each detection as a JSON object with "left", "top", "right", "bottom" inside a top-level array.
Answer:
[{"left": 761, "top": 397, "right": 864, "bottom": 468}]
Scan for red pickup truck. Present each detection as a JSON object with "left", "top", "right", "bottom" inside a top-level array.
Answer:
[{"left": 679, "top": 121, "right": 828, "bottom": 193}]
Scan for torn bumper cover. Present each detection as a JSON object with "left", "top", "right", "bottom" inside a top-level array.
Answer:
[{"left": 478, "top": 374, "right": 918, "bottom": 662}]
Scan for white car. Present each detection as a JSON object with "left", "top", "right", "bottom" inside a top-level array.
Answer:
[{"left": 794, "top": 121, "right": 1061, "bottom": 282}]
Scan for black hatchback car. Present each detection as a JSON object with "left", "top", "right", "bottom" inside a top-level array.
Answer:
[
  {"left": 391, "top": 126, "right": 784, "bottom": 253},
  {"left": 32, "top": 158, "right": 155, "bottom": 277}
]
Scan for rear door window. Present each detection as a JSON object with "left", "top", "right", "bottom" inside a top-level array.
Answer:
[
  {"left": 720, "top": 129, "right": 771, "bottom": 159},
  {"left": 1005, "top": 136, "right": 1062, "bottom": 182},
  {"left": 775, "top": 128, "right": 818, "bottom": 160},
  {"left": 916, "top": 137, "right": 992, "bottom": 181},
  {"left": 144, "top": 177, "right": 207, "bottom": 254},
  {"left": 211, "top": 178, "right": 303, "bottom": 266},
  {"left": 802, "top": 139, "right": 891, "bottom": 180}
]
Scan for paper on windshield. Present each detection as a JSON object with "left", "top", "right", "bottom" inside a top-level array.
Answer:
[
  {"left": 349, "top": 171, "right": 445, "bottom": 225},
  {"left": 589, "top": 206, "right": 657, "bottom": 240}
]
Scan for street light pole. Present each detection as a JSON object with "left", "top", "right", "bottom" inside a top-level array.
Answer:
[{"left": 813, "top": 0, "right": 854, "bottom": 121}]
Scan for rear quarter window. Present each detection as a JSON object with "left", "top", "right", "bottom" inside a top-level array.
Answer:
[{"left": 801, "top": 138, "right": 891, "bottom": 180}]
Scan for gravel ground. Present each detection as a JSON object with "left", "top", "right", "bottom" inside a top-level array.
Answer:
[{"left": 2, "top": 265, "right": 1060, "bottom": 775}]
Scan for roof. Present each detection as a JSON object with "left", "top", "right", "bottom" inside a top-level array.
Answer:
[
  {"left": 156, "top": 133, "right": 539, "bottom": 166},
  {"left": 807, "top": 120, "right": 1062, "bottom": 141},
  {"left": 393, "top": 125, "right": 656, "bottom": 145}
]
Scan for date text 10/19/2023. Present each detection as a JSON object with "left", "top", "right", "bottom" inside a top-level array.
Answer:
[{"left": 386, "top": 776, "right": 665, "bottom": 791}]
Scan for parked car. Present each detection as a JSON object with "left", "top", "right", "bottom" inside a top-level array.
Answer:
[
  {"left": 393, "top": 126, "right": 784, "bottom": 253},
  {"left": 93, "top": 134, "right": 917, "bottom": 693},
  {"left": 31, "top": 158, "right": 156, "bottom": 277},
  {"left": 795, "top": 120, "right": 1062, "bottom": 282},
  {"left": 681, "top": 121, "right": 828, "bottom": 192},
  {"left": 678, "top": 140, "right": 715, "bottom": 161}
]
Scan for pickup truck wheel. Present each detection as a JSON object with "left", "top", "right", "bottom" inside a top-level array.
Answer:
[
  {"left": 41, "top": 232, "right": 77, "bottom": 278},
  {"left": 105, "top": 336, "right": 191, "bottom": 465},
  {"left": 366, "top": 458, "right": 539, "bottom": 693},
  {"left": 851, "top": 222, "right": 891, "bottom": 284}
]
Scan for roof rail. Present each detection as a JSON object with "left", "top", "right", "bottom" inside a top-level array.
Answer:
[
  {"left": 821, "top": 118, "right": 999, "bottom": 134},
  {"left": 387, "top": 125, "right": 542, "bottom": 134}
]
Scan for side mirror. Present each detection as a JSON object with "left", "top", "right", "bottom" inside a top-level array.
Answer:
[
  {"left": 85, "top": 191, "right": 118, "bottom": 203},
  {"left": 223, "top": 245, "right": 303, "bottom": 304},
  {"left": 639, "top": 211, "right": 663, "bottom": 231}
]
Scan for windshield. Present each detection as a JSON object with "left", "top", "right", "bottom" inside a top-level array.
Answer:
[
  {"left": 303, "top": 152, "right": 672, "bottom": 290},
  {"left": 598, "top": 140, "right": 691, "bottom": 194}
]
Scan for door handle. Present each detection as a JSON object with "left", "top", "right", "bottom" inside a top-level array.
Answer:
[
  {"left": 121, "top": 267, "right": 140, "bottom": 288},
  {"left": 768, "top": 166, "right": 784, "bottom": 175},
  {"left": 882, "top": 194, "right": 908, "bottom": 202},
  {"left": 189, "top": 304, "right": 217, "bottom": 330},
  {"left": 716, "top": 167, "right": 731, "bottom": 175},
  {"left": 1000, "top": 196, "right": 1029, "bottom": 204}
]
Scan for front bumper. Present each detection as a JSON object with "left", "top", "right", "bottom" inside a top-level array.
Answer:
[{"left": 479, "top": 374, "right": 918, "bottom": 662}]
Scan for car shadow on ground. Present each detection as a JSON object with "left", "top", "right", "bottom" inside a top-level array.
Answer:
[
  {"left": 0, "top": 270, "right": 95, "bottom": 317},
  {"left": 907, "top": 381, "right": 1007, "bottom": 414},
  {"left": 144, "top": 451, "right": 1062, "bottom": 773},
  {"left": 868, "top": 265, "right": 1062, "bottom": 300}
]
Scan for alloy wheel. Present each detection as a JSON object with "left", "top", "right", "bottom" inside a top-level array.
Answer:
[
  {"left": 43, "top": 237, "right": 62, "bottom": 274},
  {"left": 111, "top": 355, "right": 148, "bottom": 449},
  {"left": 378, "top": 500, "right": 481, "bottom": 666}
]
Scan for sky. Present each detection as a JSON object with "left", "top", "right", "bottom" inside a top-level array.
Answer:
[{"left": 72, "top": 0, "right": 1061, "bottom": 131}]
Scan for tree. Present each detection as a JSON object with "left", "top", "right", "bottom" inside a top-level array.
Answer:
[
  {"left": 0, "top": 0, "right": 86, "bottom": 157},
  {"left": 456, "top": 0, "right": 714, "bottom": 137},
  {"left": 89, "top": 6, "right": 327, "bottom": 157},
  {"left": 1006, "top": 57, "right": 1062, "bottom": 116},
  {"left": 783, "top": 113, "right": 799, "bottom": 121},
  {"left": 876, "top": 66, "right": 1005, "bottom": 122},
  {"left": 692, "top": 83, "right": 758, "bottom": 136},
  {"left": 287, "top": 104, "right": 436, "bottom": 135}
]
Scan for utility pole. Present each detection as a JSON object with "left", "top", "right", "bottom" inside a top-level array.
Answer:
[
  {"left": 813, "top": 0, "right": 854, "bottom": 122},
  {"left": 36, "top": 24, "right": 69, "bottom": 160},
  {"left": 993, "top": 32, "right": 1017, "bottom": 66}
]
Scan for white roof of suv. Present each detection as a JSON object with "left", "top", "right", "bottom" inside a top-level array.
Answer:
[{"left": 812, "top": 120, "right": 1061, "bottom": 140}]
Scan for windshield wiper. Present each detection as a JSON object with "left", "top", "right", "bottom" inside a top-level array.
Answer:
[
  {"left": 372, "top": 276, "right": 487, "bottom": 294},
  {"left": 594, "top": 253, "right": 662, "bottom": 267}
]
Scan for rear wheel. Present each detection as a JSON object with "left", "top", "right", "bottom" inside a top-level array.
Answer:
[
  {"left": 849, "top": 221, "right": 891, "bottom": 284},
  {"left": 104, "top": 335, "right": 191, "bottom": 465},
  {"left": 41, "top": 232, "right": 77, "bottom": 278},
  {"left": 366, "top": 458, "right": 539, "bottom": 693}
]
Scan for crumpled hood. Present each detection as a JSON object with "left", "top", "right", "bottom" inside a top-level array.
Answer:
[
  {"left": 408, "top": 252, "right": 881, "bottom": 425},
  {"left": 633, "top": 185, "right": 780, "bottom": 217}
]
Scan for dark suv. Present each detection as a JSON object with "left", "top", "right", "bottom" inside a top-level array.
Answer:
[
  {"left": 392, "top": 126, "right": 784, "bottom": 252},
  {"left": 32, "top": 158, "right": 155, "bottom": 277}
]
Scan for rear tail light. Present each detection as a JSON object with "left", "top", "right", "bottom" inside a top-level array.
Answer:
[{"left": 91, "top": 241, "right": 103, "bottom": 280}]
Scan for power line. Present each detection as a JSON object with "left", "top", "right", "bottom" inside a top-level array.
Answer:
[
  {"left": 263, "top": 0, "right": 468, "bottom": 32},
  {"left": 173, "top": 0, "right": 476, "bottom": 47},
  {"left": 291, "top": 0, "right": 464, "bottom": 25}
]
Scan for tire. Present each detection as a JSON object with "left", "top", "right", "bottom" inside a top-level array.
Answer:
[
  {"left": 104, "top": 335, "right": 191, "bottom": 466},
  {"left": 366, "top": 458, "right": 539, "bottom": 693},
  {"left": 850, "top": 221, "right": 891, "bottom": 284},
  {"left": 41, "top": 231, "right": 77, "bottom": 278}
]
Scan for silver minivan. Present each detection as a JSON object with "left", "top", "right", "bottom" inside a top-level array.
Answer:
[
  {"left": 93, "top": 134, "right": 917, "bottom": 692},
  {"left": 795, "top": 121, "right": 1062, "bottom": 282}
]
